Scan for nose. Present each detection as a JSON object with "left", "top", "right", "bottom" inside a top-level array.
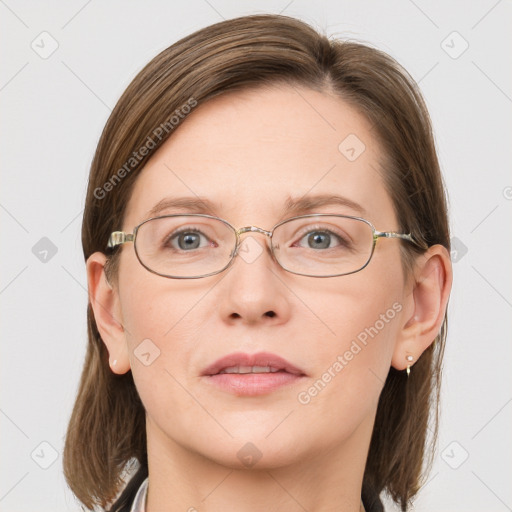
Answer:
[{"left": 219, "top": 227, "right": 290, "bottom": 326}]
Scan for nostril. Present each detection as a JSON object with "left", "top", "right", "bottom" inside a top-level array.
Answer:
[{"left": 265, "top": 311, "right": 276, "bottom": 317}]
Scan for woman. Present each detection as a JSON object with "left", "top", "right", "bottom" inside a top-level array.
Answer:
[{"left": 63, "top": 13, "right": 452, "bottom": 512}]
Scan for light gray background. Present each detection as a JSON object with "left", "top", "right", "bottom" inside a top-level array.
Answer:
[{"left": 1, "top": 1, "right": 511, "bottom": 511}]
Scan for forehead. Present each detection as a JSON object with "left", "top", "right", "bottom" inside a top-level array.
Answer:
[{"left": 123, "top": 84, "right": 395, "bottom": 230}]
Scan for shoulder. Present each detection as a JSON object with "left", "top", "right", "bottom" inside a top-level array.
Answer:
[{"left": 361, "top": 483, "right": 385, "bottom": 512}]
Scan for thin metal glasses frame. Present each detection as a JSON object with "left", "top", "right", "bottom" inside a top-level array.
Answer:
[{"left": 107, "top": 213, "right": 426, "bottom": 279}]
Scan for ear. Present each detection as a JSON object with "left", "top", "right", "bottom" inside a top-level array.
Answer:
[
  {"left": 391, "top": 244, "right": 453, "bottom": 371},
  {"left": 86, "top": 252, "right": 131, "bottom": 374}
]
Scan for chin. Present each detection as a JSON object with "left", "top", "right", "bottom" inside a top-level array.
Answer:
[
  {"left": 178, "top": 428, "right": 317, "bottom": 472},
  {"left": 207, "top": 444, "right": 304, "bottom": 471}
]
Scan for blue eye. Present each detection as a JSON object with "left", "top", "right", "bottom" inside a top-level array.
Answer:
[
  {"left": 295, "top": 229, "right": 350, "bottom": 250},
  {"left": 166, "top": 228, "right": 212, "bottom": 251}
]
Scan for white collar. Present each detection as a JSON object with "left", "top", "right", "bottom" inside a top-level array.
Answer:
[{"left": 129, "top": 476, "right": 148, "bottom": 512}]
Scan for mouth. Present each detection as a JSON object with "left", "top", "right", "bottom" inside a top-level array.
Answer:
[
  {"left": 201, "top": 351, "right": 306, "bottom": 396},
  {"left": 218, "top": 365, "right": 285, "bottom": 374}
]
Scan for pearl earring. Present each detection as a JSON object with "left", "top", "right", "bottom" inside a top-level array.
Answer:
[{"left": 406, "top": 355, "right": 414, "bottom": 377}]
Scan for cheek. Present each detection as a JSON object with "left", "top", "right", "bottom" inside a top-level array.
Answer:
[
  {"left": 117, "top": 260, "right": 200, "bottom": 397},
  {"left": 299, "top": 284, "right": 402, "bottom": 409},
  {"left": 118, "top": 249, "right": 204, "bottom": 345},
  {"left": 298, "top": 254, "right": 405, "bottom": 407},
  {"left": 120, "top": 283, "right": 204, "bottom": 439}
]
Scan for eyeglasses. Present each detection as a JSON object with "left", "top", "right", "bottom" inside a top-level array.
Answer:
[{"left": 107, "top": 213, "right": 426, "bottom": 279}]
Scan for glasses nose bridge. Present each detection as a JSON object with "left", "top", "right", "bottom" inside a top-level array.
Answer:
[
  {"left": 236, "top": 225, "right": 273, "bottom": 238},
  {"left": 234, "top": 226, "right": 274, "bottom": 257}
]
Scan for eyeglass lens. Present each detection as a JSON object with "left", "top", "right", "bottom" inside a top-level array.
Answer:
[{"left": 134, "top": 215, "right": 375, "bottom": 278}]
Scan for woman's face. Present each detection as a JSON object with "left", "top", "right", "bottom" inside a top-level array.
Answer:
[{"left": 114, "top": 84, "right": 411, "bottom": 468}]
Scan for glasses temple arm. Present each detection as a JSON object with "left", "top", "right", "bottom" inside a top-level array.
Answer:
[
  {"left": 107, "top": 231, "right": 134, "bottom": 248},
  {"left": 374, "top": 231, "right": 428, "bottom": 250}
]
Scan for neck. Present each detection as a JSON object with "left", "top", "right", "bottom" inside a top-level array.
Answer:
[{"left": 144, "top": 415, "right": 374, "bottom": 512}]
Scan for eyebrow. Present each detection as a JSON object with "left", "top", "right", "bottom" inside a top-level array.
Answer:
[{"left": 144, "top": 193, "right": 367, "bottom": 221}]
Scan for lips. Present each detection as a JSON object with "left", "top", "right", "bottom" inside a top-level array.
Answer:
[
  {"left": 201, "top": 351, "right": 306, "bottom": 377},
  {"left": 201, "top": 351, "right": 306, "bottom": 396}
]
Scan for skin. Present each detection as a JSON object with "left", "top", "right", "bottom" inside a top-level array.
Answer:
[{"left": 87, "top": 84, "right": 452, "bottom": 512}]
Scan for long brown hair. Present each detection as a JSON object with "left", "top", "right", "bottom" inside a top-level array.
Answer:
[{"left": 63, "top": 13, "right": 450, "bottom": 511}]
